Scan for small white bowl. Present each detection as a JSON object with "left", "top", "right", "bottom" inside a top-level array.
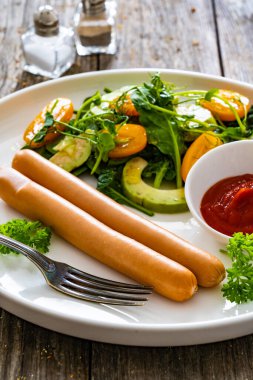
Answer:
[{"left": 184, "top": 140, "right": 253, "bottom": 243}]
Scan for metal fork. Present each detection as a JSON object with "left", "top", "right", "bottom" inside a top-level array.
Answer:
[{"left": 0, "top": 234, "right": 152, "bottom": 306}]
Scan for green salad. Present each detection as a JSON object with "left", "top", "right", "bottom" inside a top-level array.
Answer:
[{"left": 22, "top": 73, "right": 253, "bottom": 216}]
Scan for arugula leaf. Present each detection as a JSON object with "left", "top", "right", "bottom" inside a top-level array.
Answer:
[
  {"left": 142, "top": 159, "right": 175, "bottom": 188},
  {"left": 97, "top": 168, "right": 119, "bottom": 190},
  {"left": 32, "top": 111, "right": 55, "bottom": 144},
  {"left": 246, "top": 106, "right": 253, "bottom": 131},
  {"left": 74, "top": 91, "right": 102, "bottom": 124},
  {"left": 203, "top": 89, "right": 248, "bottom": 135},
  {"left": 0, "top": 219, "right": 52, "bottom": 254},
  {"left": 91, "top": 132, "right": 116, "bottom": 174},
  {"left": 223, "top": 105, "right": 253, "bottom": 137},
  {"left": 130, "top": 74, "right": 188, "bottom": 188},
  {"left": 97, "top": 166, "right": 123, "bottom": 191},
  {"left": 44, "top": 111, "right": 54, "bottom": 128},
  {"left": 143, "top": 72, "right": 174, "bottom": 107},
  {"left": 130, "top": 87, "right": 152, "bottom": 110},
  {"left": 97, "top": 167, "right": 154, "bottom": 216},
  {"left": 217, "top": 126, "right": 245, "bottom": 142},
  {"left": 98, "top": 132, "right": 115, "bottom": 153},
  {"left": 204, "top": 88, "right": 219, "bottom": 101},
  {"left": 140, "top": 146, "right": 176, "bottom": 184},
  {"left": 103, "top": 87, "right": 112, "bottom": 93},
  {"left": 32, "top": 100, "right": 60, "bottom": 144},
  {"left": 131, "top": 103, "right": 185, "bottom": 188},
  {"left": 221, "top": 232, "right": 253, "bottom": 303},
  {"left": 152, "top": 161, "right": 169, "bottom": 189}
]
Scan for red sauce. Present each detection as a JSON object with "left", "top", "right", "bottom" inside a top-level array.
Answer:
[{"left": 201, "top": 174, "right": 253, "bottom": 236}]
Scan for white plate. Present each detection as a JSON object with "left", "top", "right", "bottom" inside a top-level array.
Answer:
[{"left": 0, "top": 69, "right": 252, "bottom": 347}]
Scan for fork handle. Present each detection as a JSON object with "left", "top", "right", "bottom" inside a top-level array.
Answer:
[{"left": 0, "top": 234, "right": 55, "bottom": 272}]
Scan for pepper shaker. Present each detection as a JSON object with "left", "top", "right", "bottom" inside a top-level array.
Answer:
[
  {"left": 21, "top": 5, "right": 76, "bottom": 78},
  {"left": 74, "top": 0, "right": 117, "bottom": 56}
]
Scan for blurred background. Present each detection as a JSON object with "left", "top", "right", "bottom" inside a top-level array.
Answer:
[{"left": 1, "top": 0, "right": 253, "bottom": 98}]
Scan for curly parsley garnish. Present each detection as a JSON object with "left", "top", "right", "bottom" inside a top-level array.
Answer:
[
  {"left": 221, "top": 232, "right": 253, "bottom": 304},
  {"left": 0, "top": 219, "right": 52, "bottom": 254}
]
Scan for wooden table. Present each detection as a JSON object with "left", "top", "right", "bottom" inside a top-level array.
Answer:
[{"left": 0, "top": 1, "right": 253, "bottom": 379}]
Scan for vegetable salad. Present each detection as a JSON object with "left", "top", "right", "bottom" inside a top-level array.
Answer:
[{"left": 22, "top": 73, "right": 253, "bottom": 215}]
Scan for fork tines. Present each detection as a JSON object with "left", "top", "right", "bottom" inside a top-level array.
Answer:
[
  {"left": 58, "top": 264, "right": 153, "bottom": 306},
  {"left": 0, "top": 233, "right": 152, "bottom": 306}
]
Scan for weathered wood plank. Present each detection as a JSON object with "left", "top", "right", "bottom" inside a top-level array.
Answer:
[
  {"left": 0, "top": 310, "right": 24, "bottom": 379},
  {"left": 0, "top": 310, "right": 90, "bottom": 380},
  {"left": 91, "top": 335, "right": 253, "bottom": 380},
  {"left": 99, "top": 0, "right": 221, "bottom": 75},
  {"left": 214, "top": 0, "right": 253, "bottom": 83}
]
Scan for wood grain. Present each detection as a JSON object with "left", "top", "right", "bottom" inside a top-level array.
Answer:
[
  {"left": 0, "top": 310, "right": 90, "bottom": 380},
  {"left": 91, "top": 336, "right": 253, "bottom": 380},
  {"left": 214, "top": 0, "right": 253, "bottom": 83},
  {"left": 100, "top": 0, "right": 221, "bottom": 74},
  {"left": 0, "top": 1, "right": 252, "bottom": 380}
]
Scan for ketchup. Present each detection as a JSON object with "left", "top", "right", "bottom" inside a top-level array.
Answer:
[{"left": 201, "top": 174, "right": 253, "bottom": 236}]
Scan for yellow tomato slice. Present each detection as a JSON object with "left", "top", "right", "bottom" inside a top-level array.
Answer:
[
  {"left": 108, "top": 124, "right": 147, "bottom": 158},
  {"left": 201, "top": 89, "right": 250, "bottom": 121},
  {"left": 110, "top": 94, "right": 139, "bottom": 117},
  {"left": 23, "top": 98, "right": 74, "bottom": 148},
  {"left": 181, "top": 133, "right": 223, "bottom": 182}
]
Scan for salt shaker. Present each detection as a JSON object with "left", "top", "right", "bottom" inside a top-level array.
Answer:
[
  {"left": 74, "top": 0, "right": 117, "bottom": 56},
  {"left": 21, "top": 5, "right": 76, "bottom": 79}
]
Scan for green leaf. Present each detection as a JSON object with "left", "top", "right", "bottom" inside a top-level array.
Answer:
[
  {"left": 221, "top": 232, "right": 253, "bottom": 304},
  {"left": 103, "top": 119, "right": 117, "bottom": 135},
  {"left": 44, "top": 111, "right": 54, "bottom": 127},
  {"left": 98, "top": 132, "right": 115, "bottom": 156},
  {"left": 0, "top": 219, "right": 52, "bottom": 254},
  {"left": 130, "top": 87, "right": 152, "bottom": 110},
  {"left": 133, "top": 108, "right": 184, "bottom": 188},
  {"left": 204, "top": 88, "right": 219, "bottom": 101},
  {"left": 32, "top": 110, "right": 56, "bottom": 144},
  {"left": 103, "top": 87, "right": 112, "bottom": 94},
  {"left": 145, "top": 72, "right": 174, "bottom": 107},
  {"left": 130, "top": 73, "right": 175, "bottom": 109},
  {"left": 97, "top": 167, "right": 154, "bottom": 216},
  {"left": 97, "top": 167, "right": 123, "bottom": 191}
]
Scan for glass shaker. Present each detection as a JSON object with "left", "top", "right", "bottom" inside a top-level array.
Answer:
[
  {"left": 21, "top": 5, "right": 76, "bottom": 79},
  {"left": 74, "top": 0, "right": 117, "bottom": 56}
]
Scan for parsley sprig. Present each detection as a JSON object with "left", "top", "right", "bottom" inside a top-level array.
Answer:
[
  {"left": 221, "top": 232, "right": 253, "bottom": 304},
  {"left": 0, "top": 219, "right": 52, "bottom": 254}
]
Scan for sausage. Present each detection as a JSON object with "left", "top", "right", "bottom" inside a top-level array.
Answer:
[
  {"left": 0, "top": 167, "right": 198, "bottom": 302},
  {"left": 12, "top": 149, "right": 226, "bottom": 287}
]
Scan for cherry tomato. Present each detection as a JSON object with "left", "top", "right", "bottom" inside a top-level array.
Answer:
[
  {"left": 23, "top": 98, "right": 74, "bottom": 148},
  {"left": 111, "top": 94, "right": 139, "bottom": 117},
  {"left": 201, "top": 89, "right": 250, "bottom": 121},
  {"left": 181, "top": 133, "right": 223, "bottom": 182},
  {"left": 108, "top": 124, "right": 147, "bottom": 158}
]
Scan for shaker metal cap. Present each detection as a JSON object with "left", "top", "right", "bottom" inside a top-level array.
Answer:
[
  {"left": 34, "top": 5, "right": 59, "bottom": 37},
  {"left": 82, "top": 0, "right": 106, "bottom": 15}
]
